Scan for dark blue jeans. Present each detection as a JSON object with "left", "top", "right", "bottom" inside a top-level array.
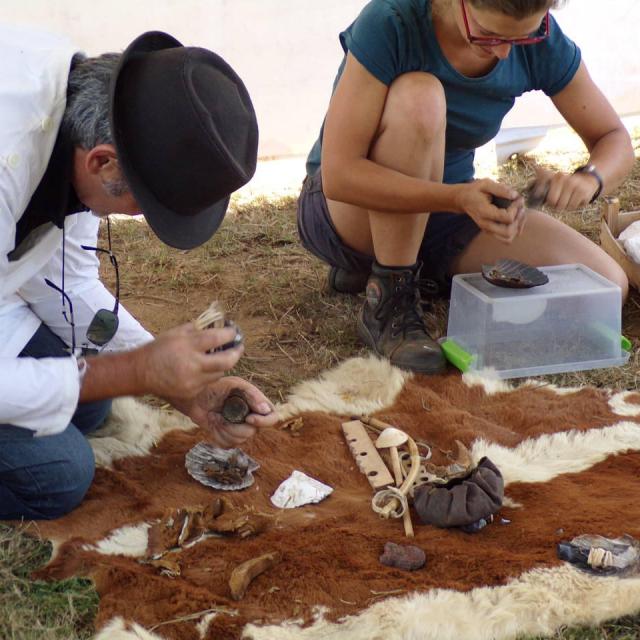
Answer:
[{"left": 0, "top": 324, "right": 112, "bottom": 520}]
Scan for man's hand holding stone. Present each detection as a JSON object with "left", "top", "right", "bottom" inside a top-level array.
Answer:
[{"left": 135, "top": 323, "right": 243, "bottom": 400}]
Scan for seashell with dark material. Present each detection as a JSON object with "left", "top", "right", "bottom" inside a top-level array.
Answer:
[
  {"left": 186, "top": 443, "right": 260, "bottom": 491},
  {"left": 481, "top": 259, "right": 549, "bottom": 289}
]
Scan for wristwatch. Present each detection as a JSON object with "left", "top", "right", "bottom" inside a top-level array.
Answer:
[{"left": 573, "top": 164, "right": 603, "bottom": 203}]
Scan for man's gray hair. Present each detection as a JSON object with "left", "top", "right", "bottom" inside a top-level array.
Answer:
[
  {"left": 62, "top": 52, "right": 120, "bottom": 149},
  {"left": 62, "top": 52, "right": 131, "bottom": 196}
]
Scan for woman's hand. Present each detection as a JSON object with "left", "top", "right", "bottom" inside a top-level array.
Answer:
[
  {"left": 528, "top": 166, "right": 599, "bottom": 211},
  {"left": 169, "top": 376, "right": 277, "bottom": 448},
  {"left": 455, "top": 179, "right": 525, "bottom": 243}
]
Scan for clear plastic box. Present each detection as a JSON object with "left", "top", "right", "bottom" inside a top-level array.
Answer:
[{"left": 444, "top": 264, "right": 630, "bottom": 379}]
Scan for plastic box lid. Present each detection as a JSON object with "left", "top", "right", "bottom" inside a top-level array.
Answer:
[{"left": 444, "top": 264, "right": 630, "bottom": 379}]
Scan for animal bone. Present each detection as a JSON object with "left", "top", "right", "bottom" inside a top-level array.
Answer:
[
  {"left": 375, "top": 428, "right": 414, "bottom": 538},
  {"left": 377, "top": 435, "right": 421, "bottom": 520},
  {"left": 229, "top": 551, "right": 283, "bottom": 601},
  {"left": 280, "top": 416, "right": 304, "bottom": 436},
  {"left": 147, "top": 506, "right": 207, "bottom": 556},
  {"left": 400, "top": 459, "right": 431, "bottom": 496},
  {"left": 357, "top": 416, "right": 421, "bottom": 528},
  {"left": 342, "top": 420, "right": 394, "bottom": 489},
  {"left": 145, "top": 499, "right": 270, "bottom": 566},
  {"left": 424, "top": 440, "right": 475, "bottom": 484},
  {"left": 359, "top": 414, "right": 433, "bottom": 460},
  {"left": 147, "top": 554, "right": 181, "bottom": 578},
  {"left": 211, "top": 510, "right": 271, "bottom": 538},
  {"left": 375, "top": 428, "right": 408, "bottom": 482}
]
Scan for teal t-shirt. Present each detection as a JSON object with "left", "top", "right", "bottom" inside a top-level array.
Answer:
[{"left": 306, "top": 0, "right": 581, "bottom": 183}]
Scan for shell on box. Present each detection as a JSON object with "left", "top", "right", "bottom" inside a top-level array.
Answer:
[
  {"left": 185, "top": 443, "right": 260, "bottom": 491},
  {"left": 481, "top": 259, "right": 549, "bottom": 289}
]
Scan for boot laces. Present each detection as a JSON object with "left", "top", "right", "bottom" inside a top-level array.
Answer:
[{"left": 380, "top": 274, "right": 427, "bottom": 338}]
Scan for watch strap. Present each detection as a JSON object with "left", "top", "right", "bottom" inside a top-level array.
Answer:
[{"left": 574, "top": 164, "right": 603, "bottom": 203}]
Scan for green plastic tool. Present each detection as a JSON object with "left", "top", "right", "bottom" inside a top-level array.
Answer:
[{"left": 441, "top": 339, "right": 476, "bottom": 373}]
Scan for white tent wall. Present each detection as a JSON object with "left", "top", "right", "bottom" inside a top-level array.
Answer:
[
  {"left": 495, "top": 0, "right": 640, "bottom": 161},
  {"left": 4, "top": 0, "right": 639, "bottom": 161}
]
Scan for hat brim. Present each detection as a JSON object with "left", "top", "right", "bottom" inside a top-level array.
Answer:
[
  {"left": 110, "top": 31, "right": 229, "bottom": 250},
  {"left": 142, "top": 194, "right": 230, "bottom": 251}
]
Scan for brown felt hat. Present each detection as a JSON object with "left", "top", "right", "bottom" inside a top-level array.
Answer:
[
  {"left": 413, "top": 457, "right": 504, "bottom": 528},
  {"left": 110, "top": 31, "right": 258, "bottom": 249}
]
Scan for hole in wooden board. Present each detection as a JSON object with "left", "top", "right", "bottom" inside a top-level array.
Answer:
[
  {"left": 359, "top": 452, "right": 368, "bottom": 456},
  {"left": 368, "top": 471, "right": 378, "bottom": 477}
]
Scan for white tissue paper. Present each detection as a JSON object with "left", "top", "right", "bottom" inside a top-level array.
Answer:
[
  {"left": 618, "top": 221, "right": 640, "bottom": 265},
  {"left": 270, "top": 471, "right": 333, "bottom": 509}
]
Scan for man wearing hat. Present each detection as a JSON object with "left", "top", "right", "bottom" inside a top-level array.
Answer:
[{"left": 0, "top": 25, "right": 276, "bottom": 520}]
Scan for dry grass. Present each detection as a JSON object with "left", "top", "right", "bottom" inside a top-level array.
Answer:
[
  {"left": 107, "top": 194, "right": 366, "bottom": 400},
  {"left": 0, "top": 524, "right": 97, "bottom": 639},
  {"left": 3, "top": 127, "right": 640, "bottom": 639}
]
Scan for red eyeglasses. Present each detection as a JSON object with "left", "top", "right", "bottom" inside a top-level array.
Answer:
[{"left": 460, "top": 0, "right": 550, "bottom": 47}]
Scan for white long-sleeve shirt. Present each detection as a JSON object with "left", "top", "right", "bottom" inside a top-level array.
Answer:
[{"left": 0, "top": 25, "right": 151, "bottom": 436}]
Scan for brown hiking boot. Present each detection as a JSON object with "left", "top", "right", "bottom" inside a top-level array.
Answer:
[
  {"left": 327, "top": 266, "right": 370, "bottom": 295},
  {"left": 357, "top": 262, "right": 446, "bottom": 374}
]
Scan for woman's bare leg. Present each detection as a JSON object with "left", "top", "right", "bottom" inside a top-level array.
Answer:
[
  {"left": 324, "top": 72, "right": 449, "bottom": 373},
  {"left": 326, "top": 72, "right": 446, "bottom": 267}
]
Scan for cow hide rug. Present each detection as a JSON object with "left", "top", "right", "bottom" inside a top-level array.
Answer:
[{"left": 30, "top": 355, "right": 640, "bottom": 640}]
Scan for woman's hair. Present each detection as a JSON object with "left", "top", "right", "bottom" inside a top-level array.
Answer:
[{"left": 467, "top": 0, "right": 565, "bottom": 18}]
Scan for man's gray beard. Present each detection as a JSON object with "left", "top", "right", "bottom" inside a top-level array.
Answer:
[{"left": 104, "top": 177, "right": 131, "bottom": 198}]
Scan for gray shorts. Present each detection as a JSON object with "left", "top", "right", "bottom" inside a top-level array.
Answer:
[{"left": 296, "top": 170, "right": 481, "bottom": 292}]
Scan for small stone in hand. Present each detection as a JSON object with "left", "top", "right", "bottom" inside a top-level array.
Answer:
[{"left": 222, "top": 390, "right": 251, "bottom": 424}]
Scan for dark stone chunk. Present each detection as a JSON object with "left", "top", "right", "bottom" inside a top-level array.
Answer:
[
  {"left": 222, "top": 390, "right": 251, "bottom": 424},
  {"left": 379, "top": 542, "right": 426, "bottom": 571}
]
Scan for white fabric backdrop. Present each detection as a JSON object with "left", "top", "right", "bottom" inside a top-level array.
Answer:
[{"left": 4, "top": 0, "right": 639, "bottom": 158}]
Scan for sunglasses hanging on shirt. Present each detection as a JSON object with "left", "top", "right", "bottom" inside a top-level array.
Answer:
[
  {"left": 45, "top": 217, "right": 120, "bottom": 356},
  {"left": 81, "top": 217, "right": 120, "bottom": 350}
]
